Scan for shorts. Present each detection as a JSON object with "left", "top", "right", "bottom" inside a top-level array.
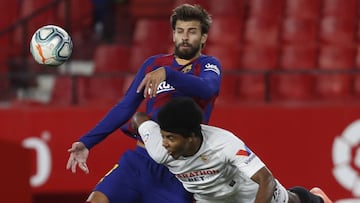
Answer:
[{"left": 94, "top": 146, "right": 193, "bottom": 203}]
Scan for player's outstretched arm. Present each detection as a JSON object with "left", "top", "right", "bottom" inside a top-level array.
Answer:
[{"left": 66, "top": 142, "right": 90, "bottom": 174}]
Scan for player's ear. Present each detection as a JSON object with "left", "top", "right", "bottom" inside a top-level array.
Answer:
[
  {"left": 187, "top": 133, "right": 197, "bottom": 142},
  {"left": 172, "top": 31, "right": 176, "bottom": 43},
  {"left": 201, "top": 33, "right": 208, "bottom": 44}
]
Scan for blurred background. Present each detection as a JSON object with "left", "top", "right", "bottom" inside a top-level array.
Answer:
[{"left": 0, "top": 0, "right": 360, "bottom": 202}]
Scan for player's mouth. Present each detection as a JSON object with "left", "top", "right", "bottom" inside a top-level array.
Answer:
[
  {"left": 167, "top": 150, "right": 180, "bottom": 159},
  {"left": 180, "top": 43, "right": 191, "bottom": 48}
]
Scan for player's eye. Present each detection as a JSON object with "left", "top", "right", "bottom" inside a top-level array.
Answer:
[{"left": 176, "top": 29, "right": 184, "bottom": 34}]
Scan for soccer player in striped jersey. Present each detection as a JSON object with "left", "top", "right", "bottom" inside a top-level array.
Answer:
[
  {"left": 133, "top": 97, "right": 333, "bottom": 203},
  {"left": 66, "top": 4, "right": 222, "bottom": 203}
]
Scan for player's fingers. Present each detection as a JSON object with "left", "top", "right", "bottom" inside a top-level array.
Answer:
[
  {"left": 147, "top": 81, "right": 154, "bottom": 97},
  {"left": 66, "top": 153, "right": 76, "bottom": 169},
  {"left": 136, "top": 78, "right": 146, "bottom": 94},
  {"left": 71, "top": 160, "right": 77, "bottom": 173},
  {"left": 67, "top": 147, "right": 75, "bottom": 153},
  {"left": 79, "top": 162, "right": 89, "bottom": 174},
  {"left": 151, "top": 81, "right": 159, "bottom": 97},
  {"left": 66, "top": 157, "right": 72, "bottom": 170},
  {"left": 145, "top": 79, "right": 154, "bottom": 98}
]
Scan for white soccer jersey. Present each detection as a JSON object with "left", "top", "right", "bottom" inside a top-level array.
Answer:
[{"left": 138, "top": 121, "right": 273, "bottom": 202}]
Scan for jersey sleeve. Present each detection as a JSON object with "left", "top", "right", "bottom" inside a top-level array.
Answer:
[
  {"left": 165, "top": 56, "right": 222, "bottom": 99},
  {"left": 223, "top": 134, "right": 266, "bottom": 178},
  {"left": 78, "top": 57, "right": 155, "bottom": 149},
  {"left": 138, "top": 120, "right": 169, "bottom": 163}
]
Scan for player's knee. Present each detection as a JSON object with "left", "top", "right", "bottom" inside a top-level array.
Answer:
[{"left": 86, "top": 191, "right": 109, "bottom": 203}]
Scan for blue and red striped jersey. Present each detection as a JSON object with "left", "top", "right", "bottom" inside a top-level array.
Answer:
[{"left": 79, "top": 53, "right": 222, "bottom": 149}]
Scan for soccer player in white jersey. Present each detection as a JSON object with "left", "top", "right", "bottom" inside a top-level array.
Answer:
[{"left": 132, "top": 97, "right": 333, "bottom": 203}]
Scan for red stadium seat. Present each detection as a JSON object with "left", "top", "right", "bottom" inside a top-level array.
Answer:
[
  {"left": 94, "top": 45, "right": 130, "bottom": 73},
  {"left": 130, "top": 0, "right": 173, "bottom": 18},
  {"left": 208, "top": 0, "right": 245, "bottom": 17},
  {"left": 82, "top": 76, "right": 125, "bottom": 105},
  {"left": 173, "top": 0, "right": 209, "bottom": 10},
  {"left": 280, "top": 45, "right": 318, "bottom": 70},
  {"left": 241, "top": 45, "right": 279, "bottom": 70},
  {"left": 322, "top": 0, "right": 357, "bottom": 20},
  {"left": 353, "top": 75, "right": 360, "bottom": 97},
  {"left": 92, "top": 44, "right": 131, "bottom": 104},
  {"left": 50, "top": 76, "right": 87, "bottom": 105},
  {"left": 216, "top": 74, "right": 239, "bottom": 104},
  {"left": 271, "top": 74, "right": 314, "bottom": 101},
  {"left": 320, "top": 16, "right": 357, "bottom": 45},
  {"left": 207, "top": 16, "right": 243, "bottom": 46},
  {"left": 133, "top": 18, "right": 172, "bottom": 46},
  {"left": 57, "top": 0, "right": 93, "bottom": 32},
  {"left": 238, "top": 74, "right": 266, "bottom": 102},
  {"left": 318, "top": 45, "right": 356, "bottom": 70},
  {"left": 356, "top": 47, "right": 360, "bottom": 69},
  {"left": 315, "top": 74, "right": 352, "bottom": 99},
  {"left": 244, "top": 16, "right": 280, "bottom": 46},
  {"left": 248, "top": 0, "right": 284, "bottom": 19},
  {"left": 205, "top": 45, "right": 241, "bottom": 71},
  {"left": 284, "top": 0, "right": 321, "bottom": 19},
  {"left": 281, "top": 17, "right": 319, "bottom": 44},
  {"left": 316, "top": 45, "right": 355, "bottom": 100}
]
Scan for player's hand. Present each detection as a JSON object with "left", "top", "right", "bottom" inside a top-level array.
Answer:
[
  {"left": 66, "top": 142, "right": 90, "bottom": 174},
  {"left": 132, "top": 112, "right": 150, "bottom": 132},
  {"left": 137, "top": 67, "right": 166, "bottom": 98}
]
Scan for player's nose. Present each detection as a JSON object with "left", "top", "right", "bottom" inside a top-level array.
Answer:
[{"left": 162, "top": 140, "right": 169, "bottom": 148}]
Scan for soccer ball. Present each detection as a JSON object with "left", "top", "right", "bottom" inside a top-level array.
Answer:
[{"left": 30, "top": 25, "right": 73, "bottom": 66}]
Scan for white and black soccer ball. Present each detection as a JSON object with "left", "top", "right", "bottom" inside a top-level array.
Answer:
[{"left": 30, "top": 25, "right": 73, "bottom": 66}]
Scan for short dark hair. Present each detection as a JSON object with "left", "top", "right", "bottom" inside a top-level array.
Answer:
[
  {"left": 157, "top": 97, "right": 203, "bottom": 137},
  {"left": 170, "top": 4, "right": 212, "bottom": 34}
]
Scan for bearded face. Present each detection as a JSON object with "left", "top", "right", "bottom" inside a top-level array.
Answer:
[
  {"left": 173, "top": 20, "right": 207, "bottom": 61},
  {"left": 174, "top": 41, "right": 202, "bottom": 60}
]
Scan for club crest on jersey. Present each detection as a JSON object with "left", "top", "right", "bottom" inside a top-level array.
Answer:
[
  {"left": 181, "top": 64, "right": 192, "bottom": 73},
  {"left": 200, "top": 154, "right": 209, "bottom": 163}
]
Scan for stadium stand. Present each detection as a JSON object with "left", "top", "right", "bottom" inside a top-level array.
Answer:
[
  {"left": 205, "top": 45, "right": 241, "bottom": 71},
  {"left": 1, "top": 0, "right": 360, "bottom": 105},
  {"left": 207, "top": 16, "right": 243, "bottom": 46},
  {"left": 281, "top": 17, "right": 319, "bottom": 44},
  {"left": 284, "top": 0, "right": 321, "bottom": 19},
  {"left": 208, "top": 0, "right": 244, "bottom": 17}
]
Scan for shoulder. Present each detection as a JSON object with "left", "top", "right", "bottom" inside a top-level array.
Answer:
[
  {"left": 137, "top": 54, "right": 174, "bottom": 73},
  {"left": 201, "top": 125, "right": 242, "bottom": 146},
  {"left": 148, "top": 54, "right": 174, "bottom": 65},
  {"left": 192, "top": 55, "right": 221, "bottom": 76},
  {"left": 198, "top": 55, "right": 221, "bottom": 65}
]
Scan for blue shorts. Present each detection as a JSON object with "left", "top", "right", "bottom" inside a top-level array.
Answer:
[{"left": 94, "top": 146, "right": 193, "bottom": 203}]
